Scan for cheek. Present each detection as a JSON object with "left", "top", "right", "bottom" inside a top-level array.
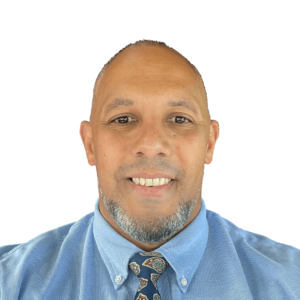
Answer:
[
  {"left": 95, "top": 133, "right": 128, "bottom": 173},
  {"left": 175, "top": 133, "right": 204, "bottom": 159},
  {"left": 98, "top": 138, "right": 115, "bottom": 157},
  {"left": 174, "top": 135, "right": 205, "bottom": 179}
]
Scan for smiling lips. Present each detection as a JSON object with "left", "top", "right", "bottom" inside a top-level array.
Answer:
[
  {"left": 128, "top": 172, "right": 174, "bottom": 180},
  {"left": 131, "top": 177, "right": 172, "bottom": 187},
  {"left": 128, "top": 177, "right": 174, "bottom": 197}
]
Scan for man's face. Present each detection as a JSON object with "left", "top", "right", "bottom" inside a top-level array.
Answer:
[{"left": 80, "top": 46, "right": 219, "bottom": 250}]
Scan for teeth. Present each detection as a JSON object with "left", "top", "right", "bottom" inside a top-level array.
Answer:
[{"left": 132, "top": 178, "right": 172, "bottom": 186}]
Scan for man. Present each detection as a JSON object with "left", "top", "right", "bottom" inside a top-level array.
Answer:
[{"left": 0, "top": 40, "right": 299, "bottom": 299}]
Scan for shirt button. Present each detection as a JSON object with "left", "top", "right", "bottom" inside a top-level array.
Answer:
[
  {"left": 115, "top": 275, "right": 122, "bottom": 283},
  {"left": 181, "top": 278, "right": 187, "bottom": 286}
]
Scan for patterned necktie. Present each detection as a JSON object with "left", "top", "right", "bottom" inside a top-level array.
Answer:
[{"left": 128, "top": 251, "right": 169, "bottom": 300}]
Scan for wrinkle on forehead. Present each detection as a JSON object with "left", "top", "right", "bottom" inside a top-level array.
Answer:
[{"left": 93, "top": 46, "right": 209, "bottom": 127}]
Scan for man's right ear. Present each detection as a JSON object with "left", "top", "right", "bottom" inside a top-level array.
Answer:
[{"left": 79, "top": 120, "right": 95, "bottom": 167}]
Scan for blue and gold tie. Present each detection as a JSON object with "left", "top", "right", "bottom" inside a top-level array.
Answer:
[{"left": 128, "top": 251, "right": 169, "bottom": 300}]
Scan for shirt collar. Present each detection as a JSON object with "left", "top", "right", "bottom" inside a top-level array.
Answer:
[{"left": 93, "top": 197, "right": 208, "bottom": 293}]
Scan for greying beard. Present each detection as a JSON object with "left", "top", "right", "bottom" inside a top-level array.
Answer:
[{"left": 98, "top": 181, "right": 200, "bottom": 245}]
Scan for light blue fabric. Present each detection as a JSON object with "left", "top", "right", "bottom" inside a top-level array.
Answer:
[{"left": 1, "top": 197, "right": 300, "bottom": 299}]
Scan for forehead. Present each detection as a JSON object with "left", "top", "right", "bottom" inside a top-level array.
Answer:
[
  {"left": 96, "top": 47, "right": 206, "bottom": 117},
  {"left": 105, "top": 46, "right": 198, "bottom": 86}
]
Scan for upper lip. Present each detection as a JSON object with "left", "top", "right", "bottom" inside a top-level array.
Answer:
[{"left": 128, "top": 172, "right": 174, "bottom": 179}]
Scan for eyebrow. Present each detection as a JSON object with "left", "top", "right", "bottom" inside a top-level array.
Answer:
[{"left": 104, "top": 98, "right": 199, "bottom": 115}]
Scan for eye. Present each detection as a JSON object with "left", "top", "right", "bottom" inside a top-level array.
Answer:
[{"left": 111, "top": 115, "right": 192, "bottom": 124}]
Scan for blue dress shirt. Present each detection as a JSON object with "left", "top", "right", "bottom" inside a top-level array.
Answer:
[{"left": 1, "top": 197, "right": 300, "bottom": 299}]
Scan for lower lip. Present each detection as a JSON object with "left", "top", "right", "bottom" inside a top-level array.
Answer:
[{"left": 128, "top": 178, "right": 174, "bottom": 197}]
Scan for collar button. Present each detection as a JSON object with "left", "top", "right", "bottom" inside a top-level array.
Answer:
[
  {"left": 181, "top": 278, "right": 187, "bottom": 286},
  {"left": 115, "top": 275, "right": 122, "bottom": 283}
]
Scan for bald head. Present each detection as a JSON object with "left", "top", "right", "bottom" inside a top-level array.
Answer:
[
  {"left": 90, "top": 40, "right": 210, "bottom": 127},
  {"left": 80, "top": 40, "right": 219, "bottom": 250}
]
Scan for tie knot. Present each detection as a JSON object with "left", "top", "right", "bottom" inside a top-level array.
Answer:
[{"left": 128, "top": 251, "right": 169, "bottom": 298}]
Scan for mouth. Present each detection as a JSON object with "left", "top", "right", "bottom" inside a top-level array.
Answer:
[
  {"left": 127, "top": 178, "right": 175, "bottom": 198},
  {"left": 128, "top": 178, "right": 174, "bottom": 186}
]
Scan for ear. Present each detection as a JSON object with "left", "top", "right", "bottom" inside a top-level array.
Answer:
[
  {"left": 205, "top": 120, "right": 220, "bottom": 165},
  {"left": 79, "top": 121, "right": 95, "bottom": 167}
]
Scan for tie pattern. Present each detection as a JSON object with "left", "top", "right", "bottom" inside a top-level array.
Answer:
[{"left": 128, "top": 251, "right": 169, "bottom": 300}]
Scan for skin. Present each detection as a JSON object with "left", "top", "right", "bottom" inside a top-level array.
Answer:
[{"left": 80, "top": 46, "right": 219, "bottom": 251}]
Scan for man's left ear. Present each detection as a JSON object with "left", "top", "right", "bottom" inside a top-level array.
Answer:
[{"left": 205, "top": 120, "right": 220, "bottom": 165}]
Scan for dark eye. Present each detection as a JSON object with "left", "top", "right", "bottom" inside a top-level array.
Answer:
[
  {"left": 111, "top": 116, "right": 192, "bottom": 125},
  {"left": 111, "top": 116, "right": 136, "bottom": 124},
  {"left": 169, "top": 116, "right": 192, "bottom": 124}
]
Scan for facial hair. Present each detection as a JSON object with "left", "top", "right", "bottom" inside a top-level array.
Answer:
[{"left": 98, "top": 180, "right": 201, "bottom": 245}]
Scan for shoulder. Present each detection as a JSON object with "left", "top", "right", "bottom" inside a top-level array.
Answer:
[
  {"left": 206, "top": 209, "right": 300, "bottom": 264},
  {"left": 205, "top": 209, "right": 300, "bottom": 296},
  {"left": 0, "top": 212, "right": 95, "bottom": 299},
  {"left": 0, "top": 212, "right": 93, "bottom": 260}
]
